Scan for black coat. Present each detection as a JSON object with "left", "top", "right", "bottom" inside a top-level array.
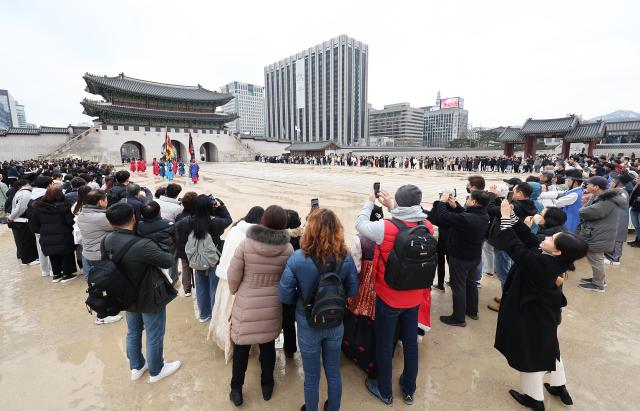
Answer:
[
  {"left": 427, "top": 200, "right": 463, "bottom": 253},
  {"left": 436, "top": 202, "right": 489, "bottom": 261},
  {"left": 136, "top": 217, "right": 176, "bottom": 254},
  {"left": 174, "top": 203, "right": 232, "bottom": 259},
  {"left": 28, "top": 201, "right": 76, "bottom": 256},
  {"left": 492, "top": 221, "right": 567, "bottom": 373}
]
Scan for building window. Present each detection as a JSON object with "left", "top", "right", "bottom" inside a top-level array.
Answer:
[
  {"left": 133, "top": 126, "right": 139, "bottom": 131},
  {"left": 156, "top": 127, "right": 161, "bottom": 132},
  {"left": 113, "top": 125, "right": 119, "bottom": 131},
  {"left": 101, "top": 124, "right": 107, "bottom": 130},
  {"left": 124, "top": 126, "right": 129, "bottom": 131},
  {"left": 145, "top": 126, "right": 151, "bottom": 132}
]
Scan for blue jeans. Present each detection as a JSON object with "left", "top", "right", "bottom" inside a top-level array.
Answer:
[
  {"left": 125, "top": 306, "right": 166, "bottom": 377},
  {"left": 81, "top": 256, "right": 98, "bottom": 280},
  {"left": 297, "top": 314, "right": 343, "bottom": 411},
  {"left": 195, "top": 267, "right": 218, "bottom": 320},
  {"left": 495, "top": 249, "right": 513, "bottom": 289},
  {"left": 630, "top": 209, "right": 640, "bottom": 240},
  {"left": 474, "top": 260, "right": 483, "bottom": 282},
  {"left": 375, "top": 297, "right": 419, "bottom": 399}
]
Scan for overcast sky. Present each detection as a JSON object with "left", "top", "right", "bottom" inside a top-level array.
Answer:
[{"left": 2, "top": 0, "right": 639, "bottom": 128}]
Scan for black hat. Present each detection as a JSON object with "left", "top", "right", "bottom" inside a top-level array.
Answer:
[
  {"left": 503, "top": 177, "right": 522, "bottom": 186},
  {"left": 587, "top": 176, "right": 608, "bottom": 190},
  {"left": 33, "top": 176, "right": 54, "bottom": 188},
  {"left": 564, "top": 169, "right": 584, "bottom": 182},
  {"left": 395, "top": 184, "right": 422, "bottom": 207}
]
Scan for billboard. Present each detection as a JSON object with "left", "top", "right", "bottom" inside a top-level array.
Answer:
[
  {"left": 295, "top": 59, "right": 306, "bottom": 109},
  {"left": 440, "top": 97, "right": 464, "bottom": 110}
]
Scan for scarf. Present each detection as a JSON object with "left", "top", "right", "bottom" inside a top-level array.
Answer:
[{"left": 389, "top": 205, "right": 427, "bottom": 222}]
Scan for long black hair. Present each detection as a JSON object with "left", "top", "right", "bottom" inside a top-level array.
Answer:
[
  {"left": 192, "top": 194, "right": 213, "bottom": 239},
  {"left": 554, "top": 232, "right": 589, "bottom": 271}
]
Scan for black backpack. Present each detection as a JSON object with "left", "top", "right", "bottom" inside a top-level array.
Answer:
[
  {"left": 301, "top": 258, "right": 347, "bottom": 329},
  {"left": 380, "top": 218, "right": 437, "bottom": 290},
  {"left": 85, "top": 236, "right": 141, "bottom": 316}
]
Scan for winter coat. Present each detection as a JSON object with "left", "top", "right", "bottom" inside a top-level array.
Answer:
[
  {"left": 577, "top": 190, "right": 627, "bottom": 252},
  {"left": 77, "top": 205, "right": 113, "bottom": 260},
  {"left": 107, "top": 183, "right": 127, "bottom": 206},
  {"left": 157, "top": 195, "right": 182, "bottom": 222},
  {"left": 174, "top": 203, "right": 232, "bottom": 259},
  {"left": 612, "top": 189, "right": 630, "bottom": 242},
  {"left": 436, "top": 202, "right": 489, "bottom": 261},
  {"left": 492, "top": 220, "right": 567, "bottom": 373},
  {"left": 428, "top": 200, "right": 463, "bottom": 253},
  {"left": 136, "top": 217, "right": 176, "bottom": 254},
  {"left": 217, "top": 220, "right": 254, "bottom": 280},
  {"left": 227, "top": 225, "right": 294, "bottom": 345},
  {"left": 512, "top": 199, "right": 538, "bottom": 220},
  {"left": 101, "top": 228, "right": 176, "bottom": 313},
  {"left": 630, "top": 184, "right": 640, "bottom": 212},
  {"left": 279, "top": 250, "right": 359, "bottom": 321},
  {"left": 28, "top": 201, "right": 76, "bottom": 256},
  {"left": 534, "top": 224, "right": 566, "bottom": 244}
]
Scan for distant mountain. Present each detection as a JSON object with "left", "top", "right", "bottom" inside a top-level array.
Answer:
[{"left": 590, "top": 110, "right": 640, "bottom": 122}]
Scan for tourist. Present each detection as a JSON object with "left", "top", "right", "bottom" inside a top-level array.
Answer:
[
  {"left": 530, "top": 207, "right": 568, "bottom": 243},
  {"left": 0, "top": 174, "right": 8, "bottom": 222},
  {"left": 283, "top": 208, "right": 303, "bottom": 358},
  {"left": 492, "top": 199, "right": 588, "bottom": 410},
  {"left": 629, "top": 172, "right": 640, "bottom": 247},
  {"left": 437, "top": 189, "right": 490, "bottom": 327},
  {"left": 538, "top": 169, "right": 584, "bottom": 233},
  {"left": 344, "top": 204, "right": 384, "bottom": 378},
  {"left": 189, "top": 159, "right": 200, "bottom": 183},
  {"left": 280, "top": 208, "right": 358, "bottom": 411},
  {"left": 577, "top": 176, "right": 626, "bottom": 292},
  {"left": 136, "top": 201, "right": 176, "bottom": 255},
  {"left": 211, "top": 206, "right": 264, "bottom": 363},
  {"left": 175, "top": 194, "right": 231, "bottom": 321},
  {"left": 107, "top": 170, "right": 130, "bottom": 206},
  {"left": 28, "top": 186, "right": 78, "bottom": 283},
  {"left": 104, "top": 203, "right": 180, "bottom": 383},
  {"left": 486, "top": 182, "right": 510, "bottom": 312},
  {"left": 174, "top": 191, "right": 198, "bottom": 296},
  {"left": 603, "top": 173, "right": 631, "bottom": 266},
  {"left": 76, "top": 189, "right": 121, "bottom": 324},
  {"left": 228, "top": 205, "right": 294, "bottom": 406},
  {"left": 29, "top": 176, "right": 54, "bottom": 276},
  {"left": 122, "top": 183, "right": 149, "bottom": 222},
  {"left": 64, "top": 176, "right": 87, "bottom": 206},
  {"left": 157, "top": 183, "right": 182, "bottom": 222},
  {"left": 7, "top": 179, "right": 39, "bottom": 265},
  {"left": 428, "top": 189, "right": 455, "bottom": 292},
  {"left": 355, "top": 185, "right": 433, "bottom": 406}
]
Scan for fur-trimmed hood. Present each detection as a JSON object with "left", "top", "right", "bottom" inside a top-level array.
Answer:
[
  {"left": 595, "top": 189, "right": 626, "bottom": 207},
  {"left": 247, "top": 224, "right": 290, "bottom": 245}
]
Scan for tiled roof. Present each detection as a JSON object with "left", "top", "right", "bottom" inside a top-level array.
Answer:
[
  {"left": 604, "top": 120, "right": 640, "bottom": 133},
  {"left": 83, "top": 73, "right": 234, "bottom": 104},
  {"left": 564, "top": 121, "right": 605, "bottom": 142},
  {"left": 497, "top": 127, "right": 523, "bottom": 143},
  {"left": 0, "top": 126, "right": 70, "bottom": 136},
  {"left": 285, "top": 141, "right": 341, "bottom": 151},
  {"left": 520, "top": 116, "right": 579, "bottom": 135},
  {"left": 81, "top": 99, "right": 237, "bottom": 122}
]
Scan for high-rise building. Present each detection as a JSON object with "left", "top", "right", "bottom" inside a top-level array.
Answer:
[
  {"left": 0, "top": 89, "right": 26, "bottom": 128},
  {"left": 220, "top": 81, "right": 265, "bottom": 136},
  {"left": 264, "top": 34, "right": 369, "bottom": 146},
  {"left": 369, "top": 103, "right": 424, "bottom": 147},
  {"left": 423, "top": 96, "right": 468, "bottom": 147}
]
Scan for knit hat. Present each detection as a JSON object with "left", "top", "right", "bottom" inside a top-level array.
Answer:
[
  {"left": 395, "top": 184, "right": 422, "bottom": 207},
  {"left": 587, "top": 176, "right": 608, "bottom": 190}
]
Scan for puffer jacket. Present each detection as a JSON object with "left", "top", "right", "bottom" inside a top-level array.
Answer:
[
  {"left": 77, "top": 205, "right": 112, "bottom": 260},
  {"left": 136, "top": 217, "right": 175, "bottom": 253},
  {"left": 28, "top": 201, "right": 76, "bottom": 256},
  {"left": 228, "top": 225, "right": 294, "bottom": 345},
  {"left": 577, "top": 190, "right": 627, "bottom": 252},
  {"left": 157, "top": 195, "right": 182, "bottom": 222},
  {"left": 612, "top": 189, "right": 630, "bottom": 242}
]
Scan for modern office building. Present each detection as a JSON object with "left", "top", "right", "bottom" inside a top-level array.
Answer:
[
  {"left": 0, "top": 89, "right": 26, "bottom": 128},
  {"left": 423, "top": 96, "right": 468, "bottom": 147},
  {"left": 220, "top": 81, "right": 265, "bottom": 136},
  {"left": 264, "top": 34, "right": 369, "bottom": 146},
  {"left": 369, "top": 103, "right": 424, "bottom": 146}
]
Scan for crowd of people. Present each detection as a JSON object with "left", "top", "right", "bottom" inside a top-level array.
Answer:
[{"left": 2, "top": 151, "right": 640, "bottom": 411}]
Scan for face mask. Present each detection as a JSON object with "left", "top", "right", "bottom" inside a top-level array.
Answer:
[{"left": 466, "top": 187, "right": 471, "bottom": 194}]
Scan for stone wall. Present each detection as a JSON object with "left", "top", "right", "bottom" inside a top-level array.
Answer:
[{"left": 0, "top": 133, "right": 69, "bottom": 161}]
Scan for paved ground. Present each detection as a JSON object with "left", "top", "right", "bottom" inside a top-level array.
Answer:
[{"left": 1, "top": 162, "right": 639, "bottom": 410}]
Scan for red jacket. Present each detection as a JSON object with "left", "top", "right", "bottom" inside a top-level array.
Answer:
[{"left": 374, "top": 219, "right": 434, "bottom": 308}]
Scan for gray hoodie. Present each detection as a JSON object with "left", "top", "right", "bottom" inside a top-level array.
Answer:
[
  {"left": 577, "top": 190, "right": 628, "bottom": 252},
  {"left": 77, "top": 205, "right": 113, "bottom": 260}
]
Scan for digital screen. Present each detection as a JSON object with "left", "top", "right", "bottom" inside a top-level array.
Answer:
[{"left": 440, "top": 97, "right": 463, "bottom": 109}]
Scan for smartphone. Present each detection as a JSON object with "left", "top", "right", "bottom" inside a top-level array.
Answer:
[
  {"left": 373, "top": 182, "right": 380, "bottom": 198},
  {"left": 453, "top": 188, "right": 457, "bottom": 198},
  {"left": 507, "top": 191, "right": 514, "bottom": 202},
  {"left": 311, "top": 198, "right": 319, "bottom": 208}
]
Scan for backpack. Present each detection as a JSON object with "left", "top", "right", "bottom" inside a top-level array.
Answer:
[
  {"left": 302, "top": 258, "right": 347, "bottom": 329},
  {"left": 185, "top": 231, "right": 220, "bottom": 270},
  {"left": 380, "top": 218, "right": 437, "bottom": 291},
  {"left": 85, "top": 236, "right": 141, "bottom": 316}
]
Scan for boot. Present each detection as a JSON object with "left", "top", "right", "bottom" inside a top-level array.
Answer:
[
  {"left": 627, "top": 238, "right": 639, "bottom": 246},
  {"left": 262, "top": 383, "right": 274, "bottom": 401},
  {"left": 229, "top": 388, "right": 243, "bottom": 406},
  {"left": 509, "top": 389, "right": 545, "bottom": 410},
  {"left": 544, "top": 383, "right": 573, "bottom": 405},
  {"left": 488, "top": 301, "right": 500, "bottom": 312}
]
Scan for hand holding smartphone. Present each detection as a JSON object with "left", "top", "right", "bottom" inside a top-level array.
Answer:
[
  {"left": 311, "top": 198, "right": 319, "bottom": 208},
  {"left": 373, "top": 182, "right": 381, "bottom": 198}
]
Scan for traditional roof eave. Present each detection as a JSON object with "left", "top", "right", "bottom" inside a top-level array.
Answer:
[
  {"left": 498, "top": 127, "right": 523, "bottom": 143},
  {"left": 83, "top": 73, "right": 234, "bottom": 105},
  {"left": 604, "top": 120, "right": 640, "bottom": 133},
  {"left": 81, "top": 99, "right": 238, "bottom": 122},
  {"left": 0, "top": 126, "right": 72, "bottom": 136},
  {"left": 564, "top": 120, "right": 606, "bottom": 142},
  {"left": 285, "top": 141, "right": 341, "bottom": 151},
  {"left": 520, "top": 115, "right": 579, "bottom": 135}
]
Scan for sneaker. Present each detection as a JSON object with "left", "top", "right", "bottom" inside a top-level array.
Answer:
[
  {"left": 41, "top": 271, "right": 51, "bottom": 277},
  {"left": 51, "top": 274, "right": 63, "bottom": 283},
  {"left": 439, "top": 315, "right": 467, "bottom": 327},
  {"left": 626, "top": 239, "right": 639, "bottom": 246},
  {"left": 399, "top": 374, "right": 414, "bottom": 405},
  {"left": 431, "top": 284, "right": 445, "bottom": 292},
  {"left": 485, "top": 272, "right": 496, "bottom": 277},
  {"left": 149, "top": 360, "right": 181, "bottom": 383},
  {"left": 445, "top": 281, "right": 452, "bottom": 288},
  {"left": 577, "top": 282, "right": 605, "bottom": 293},
  {"left": 466, "top": 312, "right": 479, "bottom": 321},
  {"left": 28, "top": 260, "right": 41, "bottom": 266},
  {"left": 131, "top": 362, "right": 148, "bottom": 381},
  {"left": 365, "top": 378, "right": 393, "bottom": 406},
  {"left": 95, "top": 315, "right": 122, "bottom": 325},
  {"left": 199, "top": 317, "right": 211, "bottom": 323},
  {"left": 60, "top": 274, "right": 78, "bottom": 284},
  {"left": 184, "top": 292, "right": 191, "bottom": 297},
  {"left": 580, "top": 278, "right": 607, "bottom": 287},
  {"left": 476, "top": 281, "right": 482, "bottom": 288},
  {"left": 603, "top": 258, "right": 621, "bottom": 266}
]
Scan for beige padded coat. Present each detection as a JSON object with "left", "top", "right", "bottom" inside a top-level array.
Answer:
[{"left": 228, "top": 225, "right": 293, "bottom": 345}]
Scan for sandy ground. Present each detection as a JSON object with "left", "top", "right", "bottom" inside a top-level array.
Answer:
[{"left": 1, "top": 162, "right": 639, "bottom": 411}]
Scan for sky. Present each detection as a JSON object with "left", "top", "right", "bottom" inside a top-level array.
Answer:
[{"left": 2, "top": 0, "right": 639, "bottom": 128}]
